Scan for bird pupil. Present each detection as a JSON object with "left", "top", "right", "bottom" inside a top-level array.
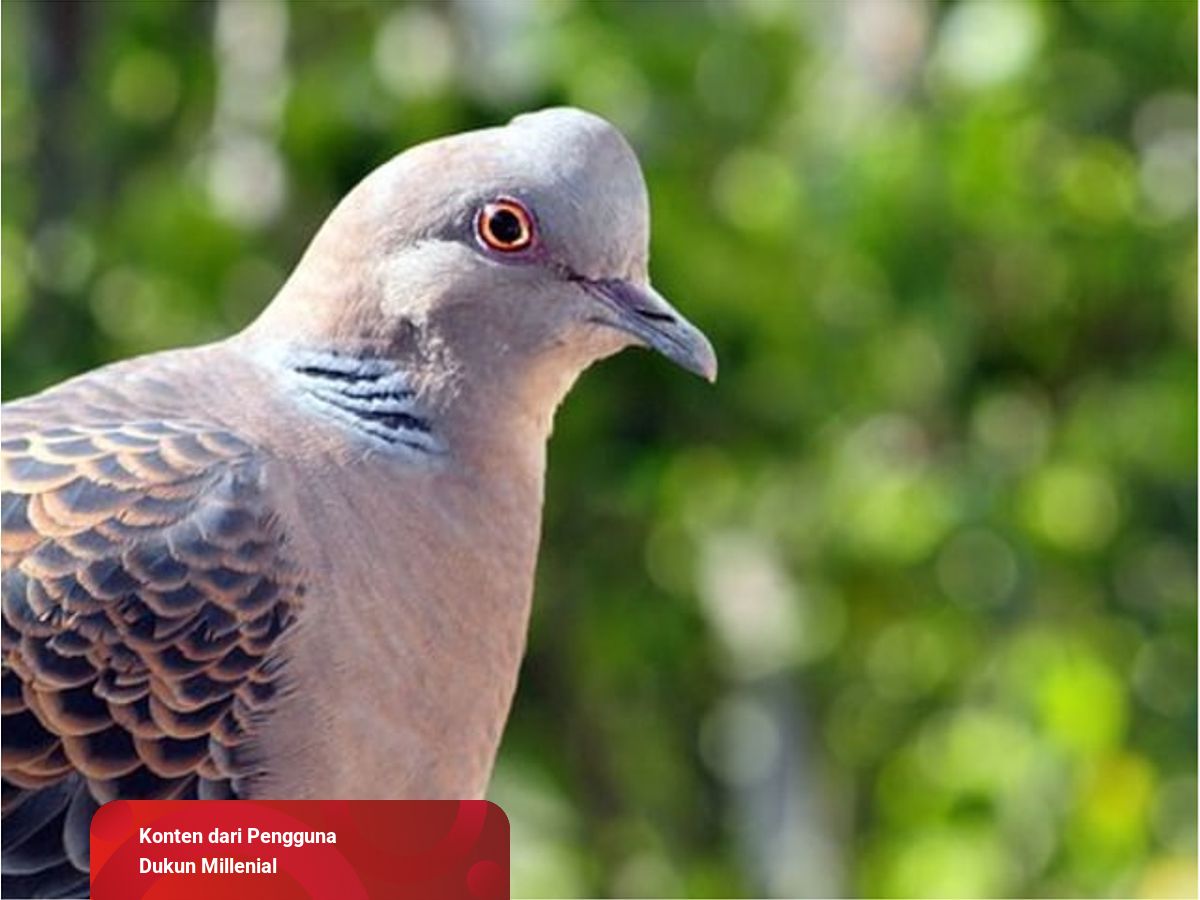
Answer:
[{"left": 490, "top": 209, "right": 523, "bottom": 244}]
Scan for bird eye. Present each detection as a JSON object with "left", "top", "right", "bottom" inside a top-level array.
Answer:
[{"left": 476, "top": 198, "right": 535, "bottom": 253}]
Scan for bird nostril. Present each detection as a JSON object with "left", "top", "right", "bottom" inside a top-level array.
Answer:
[{"left": 633, "top": 308, "right": 676, "bottom": 324}]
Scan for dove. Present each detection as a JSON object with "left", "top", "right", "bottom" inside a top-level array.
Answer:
[{"left": 0, "top": 107, "right": 716, "bottom": 897}]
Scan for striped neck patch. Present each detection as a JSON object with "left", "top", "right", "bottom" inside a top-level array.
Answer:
[{"left": 281, "top": 350, "right": 441, "bottom": 456}]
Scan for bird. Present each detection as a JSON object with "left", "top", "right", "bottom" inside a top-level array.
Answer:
[{"left": 0, "top": 107, "right": 716, "bottom": 897}]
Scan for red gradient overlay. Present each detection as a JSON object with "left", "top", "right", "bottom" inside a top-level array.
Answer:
[{"left": 89, "top": 800, "right": 509, "bottom": 900}]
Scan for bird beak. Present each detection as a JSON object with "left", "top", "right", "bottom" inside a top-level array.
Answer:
[{"left": 579, "top": 278, "right": 718, "bottom": 382}]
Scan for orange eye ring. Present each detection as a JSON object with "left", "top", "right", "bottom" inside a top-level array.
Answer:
[{"left": 476, "top": 198, "right": 535, "bottom": 252}]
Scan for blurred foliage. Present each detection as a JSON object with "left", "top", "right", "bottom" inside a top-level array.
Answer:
[{"left": 2, "top": 0, "right": 1196, "bottom": 897}]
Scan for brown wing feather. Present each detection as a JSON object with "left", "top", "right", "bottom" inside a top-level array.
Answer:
[
  {"left": 0, "top": 358, "right": 306, "bottom": 897},
  {"left": 2, "top": 395, "right": 303, "bottom": 805}
]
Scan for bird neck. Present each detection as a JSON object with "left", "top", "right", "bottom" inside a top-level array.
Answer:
[
  {"left": 236, "top": 329, "right": 584, "bottom": 478},
  {"left": 233, "top": 344, "right": 559, "bottom": 799}
]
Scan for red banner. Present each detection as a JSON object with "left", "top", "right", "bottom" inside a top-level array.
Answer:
[{"left": 89, "top": 800, "right": 509, "bottom": 900}]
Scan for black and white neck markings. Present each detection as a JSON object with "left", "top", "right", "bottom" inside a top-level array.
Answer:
[{"left": 280, "top": 350, "right": 442, "bottom": 456}]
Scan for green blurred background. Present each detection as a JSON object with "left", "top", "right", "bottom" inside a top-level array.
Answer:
[{"left": 2, "top": 0, "right": 1196, "bottom": 897}]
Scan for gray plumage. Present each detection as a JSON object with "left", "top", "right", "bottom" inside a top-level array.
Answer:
[{"left": 1, "top": 108, "right": 715, "bottom": 897}]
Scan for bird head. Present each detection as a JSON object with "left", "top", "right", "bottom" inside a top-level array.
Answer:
[{"left": 248, "top": 108, "right": 715, "bottom": 428}]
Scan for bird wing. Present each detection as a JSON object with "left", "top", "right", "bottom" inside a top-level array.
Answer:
[{"left": 1, "top": 368, "right": 303, "bottom": 896}]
